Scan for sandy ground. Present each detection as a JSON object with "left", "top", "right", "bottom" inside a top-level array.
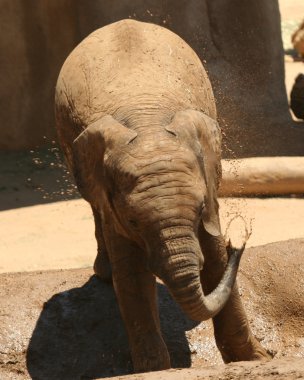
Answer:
[
  {"left": 279, "top": 0, "right": 304, "bottom": 20},
  {"left": 1, "top": 197, "right": 304, "bottom": 273}
]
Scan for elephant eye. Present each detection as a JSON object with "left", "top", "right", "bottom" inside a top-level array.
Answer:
[{"left": 199, "top": 201, "right": 206, "bottom": 216}]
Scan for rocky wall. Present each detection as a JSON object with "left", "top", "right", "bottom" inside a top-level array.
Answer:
[{"left": 1, "top": 0, "right": 303, "bottom": 156}]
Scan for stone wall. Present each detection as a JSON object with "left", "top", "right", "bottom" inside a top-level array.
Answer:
[
  {"left": 1, "top": 0, "right": 302, "bottom": 156},
  {"left": 0, "top": 0, "right": 78, "bottom": 150}
]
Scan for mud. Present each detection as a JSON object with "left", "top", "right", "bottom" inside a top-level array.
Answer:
[
  {"left": 103, "top": 358, "right": 304, "bottom": 380},
  {"left": 0, "top": 239, "right": 303, "bottom": 379}
]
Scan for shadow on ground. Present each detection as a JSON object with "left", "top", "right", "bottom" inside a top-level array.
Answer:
[
  {"left": 26, "top": 276, "right": 197, "bottom": 379},
  {"left": 0, "top": 146, "right": 79, "bottom": 211}
]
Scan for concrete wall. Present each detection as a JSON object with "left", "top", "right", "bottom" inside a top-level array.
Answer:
[{"left": 1, "top": 0, "right": 302, "bottom": 156}]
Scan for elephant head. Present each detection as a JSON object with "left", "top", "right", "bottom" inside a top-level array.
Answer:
[{"left": 72, "top": 110, "right": 242, "bottom": 321}]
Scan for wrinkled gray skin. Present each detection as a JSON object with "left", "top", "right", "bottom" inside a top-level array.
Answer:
[{"left": 55, "top": 20, "right": 269, "bottom": 372}]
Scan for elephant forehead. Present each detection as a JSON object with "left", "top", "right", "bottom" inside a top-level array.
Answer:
[
  {"left": 137, "top": 155, "right": 202, "bottom": 178},
  {"left": 106, "top": 140, "right": 206, "bottom": 197},
  {"left": 132, "top": 171, "right": 206, "bottom": 197},
  {"left": 124, "top": 177, "right": 206, "bottom": 226},
  {"left": 110, "top": 139, "right": 199, "bottom": 174},
  {"left": 131, "top": 158, "right": 205, "bottom": 198}
]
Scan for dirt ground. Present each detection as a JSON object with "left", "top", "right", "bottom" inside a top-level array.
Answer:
[
  {"left": 1, "top": 1, "right": 304, "bottom": 379},
  {"left": 0, "top": 240, "right": 303, "bottom": 379}
]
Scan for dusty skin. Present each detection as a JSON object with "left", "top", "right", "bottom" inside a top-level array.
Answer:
[{"left": 55, "top": 19, "right": 272, "bottom": 371}]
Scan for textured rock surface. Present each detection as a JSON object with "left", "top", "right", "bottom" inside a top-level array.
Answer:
[
  {"left": 0, "top": 0, "right": 79, "bottom": 150},
  {"left": 220, "top": 157, "right": 304, "bottom": 195},
  {"left": 1, "top": 0, "right": 303, "bottom": 156}
]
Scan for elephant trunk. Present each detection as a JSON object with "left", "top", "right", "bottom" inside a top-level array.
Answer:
[{"left": 153, "top": 232, "right": 242, "bottom": 322}]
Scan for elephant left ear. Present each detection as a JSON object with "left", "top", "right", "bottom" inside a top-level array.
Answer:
[{"left": 166, "top": 110, "right": 222, "bottom": 236}]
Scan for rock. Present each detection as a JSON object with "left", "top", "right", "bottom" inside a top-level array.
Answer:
[{"left": 220, "top": 157, "right": 304, "bottom": 195}]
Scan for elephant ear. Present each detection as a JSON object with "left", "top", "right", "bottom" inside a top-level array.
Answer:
[
  {"left": 72, "top": 115, "right": 137, "bottom": 206},
  {"left": 166, "top": 110, "right": 222, "bottom": 236}
]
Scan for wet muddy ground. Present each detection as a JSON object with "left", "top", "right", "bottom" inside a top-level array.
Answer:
[{"left": 0, "top": 240, "right": 303, "bottom": 379}]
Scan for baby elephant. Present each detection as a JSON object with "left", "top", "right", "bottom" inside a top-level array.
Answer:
[{"left": 55, "top": 19, "right": 269, "bottom": 372}]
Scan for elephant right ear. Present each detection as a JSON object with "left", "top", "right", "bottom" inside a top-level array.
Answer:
[
  {"left": 166, "top": 110, "right": 222, "bottom": 237},
  {"left": 72, "top": 115, "right": 137, "bottom": 205}
]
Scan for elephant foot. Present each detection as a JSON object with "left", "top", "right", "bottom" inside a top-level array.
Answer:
[
  {"left": 217, "top": 335, "right": 271, "bottom": 363},
  {"left": 131, "top": 333, "right": 171, "bottom": 373},
  {"left": 93, "top": 252, "right": 112, "bottom": 282}
]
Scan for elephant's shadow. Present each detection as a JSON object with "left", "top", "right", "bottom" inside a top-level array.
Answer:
[{"left": 26, "top": 275, "right": 198, "bottom": 380}]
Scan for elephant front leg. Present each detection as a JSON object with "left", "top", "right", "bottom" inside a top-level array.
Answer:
[
  {"left": 92, "top": 207, "right": 112, "bottom": 282},
  {"left": 212, "top": 283, "right": 271, "bottom": 363},
  {"left": 199, "top": 228, "right": 271, "bottom": 363},
  {"left": 108, "top": 236, "right": 171, "bottom": 373}
]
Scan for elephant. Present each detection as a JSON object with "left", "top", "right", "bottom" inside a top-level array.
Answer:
[{"left": 55, "top": 19, "right": 270, "bottom": 372}]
